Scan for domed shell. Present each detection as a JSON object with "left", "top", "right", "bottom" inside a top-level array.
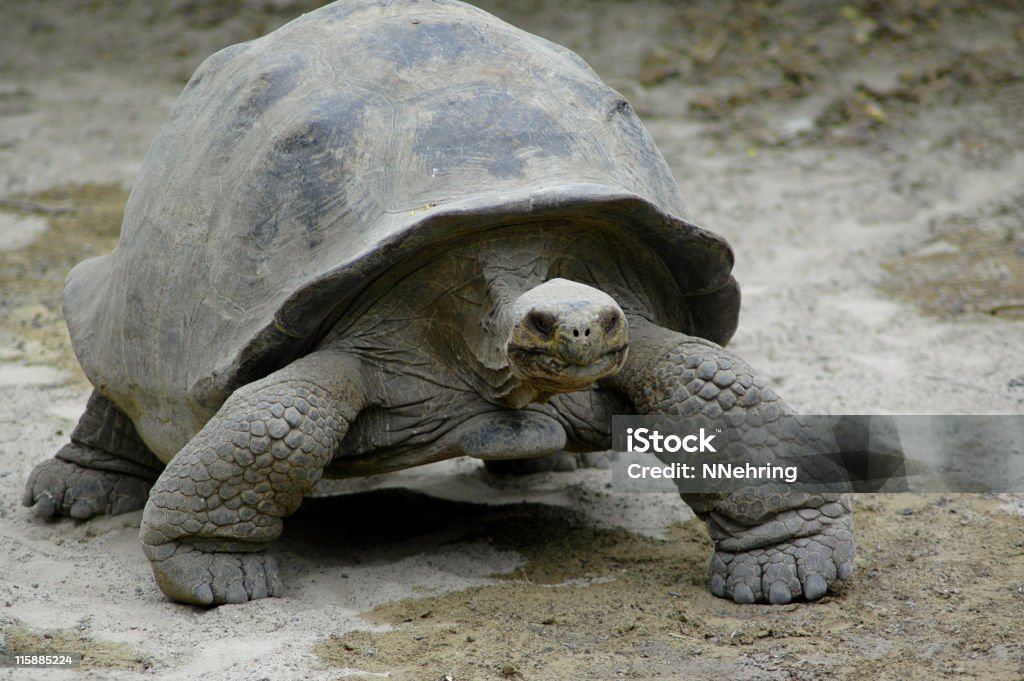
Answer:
[{"left": 64, "top": 0, "right": 739, "bottom": 459}]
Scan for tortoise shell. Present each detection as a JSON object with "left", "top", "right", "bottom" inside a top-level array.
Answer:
[{"left": 63, "top": 0, "right": 738, "bottom": 458}]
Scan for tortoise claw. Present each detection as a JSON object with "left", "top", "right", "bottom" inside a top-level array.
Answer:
[
  {"left": 707, "top": 507, "right": 855, "bottom": 605},
  {"left": 23, "top": 455, "right": 152, "bottom": 519},
  {"left": 141, "top": 541, "right": 283, "bottom": 606}
]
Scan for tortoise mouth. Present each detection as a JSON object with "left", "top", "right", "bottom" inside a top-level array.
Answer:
[{"left": 506, "top": 343, "right": 628, "bottom": 391}]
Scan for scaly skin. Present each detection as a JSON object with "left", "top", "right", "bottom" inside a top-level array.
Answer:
[
  {"left": 23, "top": 391, "right": 163, "bottom": 519},
  {"left": 139, "top": 350, "right": 365, "bottom": 605},
  {"left": 605, "top": 321, "right": 855, "bottom": 605}
]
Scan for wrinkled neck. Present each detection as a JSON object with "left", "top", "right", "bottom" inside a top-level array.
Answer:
[
  {"left": 478, "top": 247, "right": 554, "bottom": 357},
  {"left": 325, "top": 225, "right": 679, "bottom": 410}
]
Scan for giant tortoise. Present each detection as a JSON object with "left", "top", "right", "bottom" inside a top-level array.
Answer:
[{"left": 24, "top": 0, "right": 854, "bottom": 606}]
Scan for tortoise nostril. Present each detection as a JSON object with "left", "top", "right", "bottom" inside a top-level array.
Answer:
[
  {"left": 584, "top": 328, "right": 590, "bottom": 337},
  {"left": 572, "top": 328, "right": 579, "bottom": 338}
]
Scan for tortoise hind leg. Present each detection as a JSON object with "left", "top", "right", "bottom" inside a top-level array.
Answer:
[
  {"left": 23, "top": 391, "right": 163, "bottom": 519},
  {"left": 140, "top": 349, "right": 365, "bottom": 605},
  {"left": 605, "top": 321, "right": 855, "bottom": 605}
]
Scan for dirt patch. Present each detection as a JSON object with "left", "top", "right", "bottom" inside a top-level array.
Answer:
[
  {"left": 882, "top": 194, "right": 1024, "bottom": 318},
  {"left": 315, "top": 494, "right": 1024, "bottom": 681},
  {"left": 0, "top": 184, "right": 124, "bottom": 380},
  {"left": 2, "top": 621, "right": 151, "bottom": 671}
]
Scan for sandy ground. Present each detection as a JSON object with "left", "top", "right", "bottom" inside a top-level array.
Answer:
[{"left": 1, "top": 1, "right": 1023, "bottom": 679}]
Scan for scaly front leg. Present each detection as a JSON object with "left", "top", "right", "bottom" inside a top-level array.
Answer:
[
  {"left": 139, "top": 350, "right": 366, "bottom": 605},
  {"left": 605, "top": 321, "right": 855, "bottom": 604}
]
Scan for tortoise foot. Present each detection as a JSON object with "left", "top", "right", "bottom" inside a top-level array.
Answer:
[
  {"left": 142, "top": 541, "right": 283, "bottom": 606},
  {"left": 707, "top": 506, "right": 855, "bottom": 605},
  {"left": 23, "top": 448, "right": 152, "bottom": 519}
]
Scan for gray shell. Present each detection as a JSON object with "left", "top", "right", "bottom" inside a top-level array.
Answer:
[{"left": 64, "top": 0, "right": 739, "bottom": 459}]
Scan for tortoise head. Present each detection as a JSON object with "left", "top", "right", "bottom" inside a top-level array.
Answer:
[{"left": 505, "top": 278, "right": 628, "bottom": 393}]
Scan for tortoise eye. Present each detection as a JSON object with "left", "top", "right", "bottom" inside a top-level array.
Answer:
[
  {"left": 601, "top": 311, "right": 621, "bottom": 335},
  {"left": 525, "top": 310, "right": 557, "bottom": 338}
]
